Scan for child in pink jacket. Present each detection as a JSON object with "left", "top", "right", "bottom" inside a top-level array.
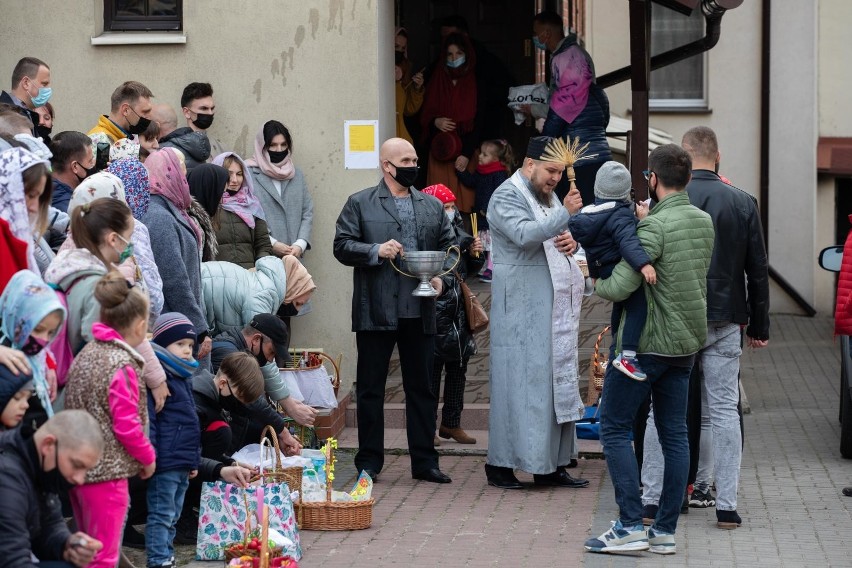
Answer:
[{"left": 64, "top": 271, "right": 156, "bottom": 568}]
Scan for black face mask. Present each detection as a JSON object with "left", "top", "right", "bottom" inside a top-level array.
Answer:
[
  {"left": 126, "top": 108, "right": 151, "bottom": 135},
  {"left": 389, "top": 162, "right": 419, "bottom": 188},
  {"left": 277, "top": 303, "right": 299, "bottom": 318},
  {"left": 395, "top": 51, "right": 405, "bottom": 65},
  {"left": 73, "top": 161, "right": 98, "bottom": 182},
  {"left": 647, "top": 177, "right": 659, "bottom": 203},
  {"left": 21, "top": 335, "right": 48, "bottom": 356},
  {"left": 268, "top": 149, "right": 289, "bottom": 164},
  {"left": 36, "top": 124, "right": 52, "bottom": 140},
  {"left": 192, "top": 112, "right": 215, "bottom": 130},
  {"left": 39, "top": 440, "right": 75, "bottom": 495},
  {"left": 253, "top": 337, "right": 270, "bottom": 368},
  {"left": 714, "top": 162, "right": 720, "bottom": 174}
]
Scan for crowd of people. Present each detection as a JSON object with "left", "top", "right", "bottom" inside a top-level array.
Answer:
[
  {"left": 0, "top": 7, "right": 773, "bottom": 565},
  {"left": 0, "top": 55, "right": 318, "bottom": 568}
]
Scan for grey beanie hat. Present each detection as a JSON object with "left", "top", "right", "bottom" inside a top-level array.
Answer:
[{"left": 594, "top": 161, "right": 632, "bottom": 201}]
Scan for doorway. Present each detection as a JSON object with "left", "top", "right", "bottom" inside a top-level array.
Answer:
[{"left": 396, "top": 0, "right": 541, "bottom": 182}]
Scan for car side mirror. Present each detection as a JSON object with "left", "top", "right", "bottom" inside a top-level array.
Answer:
[{"left": 818, "top": 246, "right": 844, "bottom": 272}]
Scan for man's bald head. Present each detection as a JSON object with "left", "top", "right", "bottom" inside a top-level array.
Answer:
[
  {"left": 379, "top": 137, "right": 414, "bottom": 162},
  {"left": 150, "top": 103, "right": 178, "bottom": 138},
  {"left": 37, "top": 410, "right": 104, "bottom": 453},
  {"left": 380, "top": 137, "right": 418, "bottom": 192}
]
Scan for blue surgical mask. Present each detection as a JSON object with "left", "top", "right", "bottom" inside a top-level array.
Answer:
[
  {"left": 31, "top": 87, "right": 52, "bottom": 107},
  {"left": 445, "top": 210, "right": 456, "bottom": 222},
  {"left": 446, "top": 55, "right": 466, "bottom": 69},
  {"left": 532, "top": 36, "right": 547, "bottom": 51}
]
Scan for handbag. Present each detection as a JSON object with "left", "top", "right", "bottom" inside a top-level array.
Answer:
[
  {"left": 195, "top": 479, "right": 302, "bottom": 561},
  {"left": 456, "top": 271, "right": 489, "bottom": 334}
]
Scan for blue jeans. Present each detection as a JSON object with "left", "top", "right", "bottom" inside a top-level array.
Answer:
[
  {"left": 600, "top": 353, "right": 692, "bottom": 534},
  {"left": 146, "top": 469, "right": 190, "bottom": 566}
]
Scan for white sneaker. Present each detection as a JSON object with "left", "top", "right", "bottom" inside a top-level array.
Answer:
[
  {"left": 584, "top": 520, "right": 649, "bottom": 553},
  {"left": 648, "top": 527, "right": 676, "bottom": 555}
]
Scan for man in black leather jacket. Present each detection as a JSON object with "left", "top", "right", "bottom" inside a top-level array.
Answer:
[
  {"left": 333, "top": 137, "right": 455, "bottom": 484},
  {"left": 681, "top": 126, "right": 769, "bottom": 529}
]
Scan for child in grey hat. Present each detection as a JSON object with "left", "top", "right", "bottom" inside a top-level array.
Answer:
[{"left": 568, "top": 161, "right": 656, "bottom": 381}]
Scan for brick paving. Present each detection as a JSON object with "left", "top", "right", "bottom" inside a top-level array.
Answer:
[{"left": 171, "top": 314, "right": 852, "bottom": 566}]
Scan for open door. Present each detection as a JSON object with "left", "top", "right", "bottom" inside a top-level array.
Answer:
[{"left": 397, "top": 0, "right": 541, "bottom": 172}]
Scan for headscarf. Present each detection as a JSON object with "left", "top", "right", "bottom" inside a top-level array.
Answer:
[
  {"left": 110, "top": 138, "right": 140, "bottom": 161},
  {"left": 13, "top": 133, "right": 53, "bottom": 162},
  {"left": 67, "top": 172, "right": 126, "bottom": 217},
  {"left": 245, "top": 126, "right": 295, "bottom": 181},
  {"left": 282, "top": 255, "right": 317, "bottom": 304},
  {"left": 0, "top": 269, "right": 66, "bottom": 418},
  {"left": 108, "top": 157, "right": 150, "bottom": 220},
  {"left": 187, "top": 163, "right": 229, "bottom": 219},
  {"left": 211, "top": 152, "right": 266, "bottom": 228},
  {"left": 0, "top": 148, "right": 51, "bottom": 271},
  {"left": 420, "top": 32, "right": 478, "bottom": 137},
  {"left": 145, "top": 148, "right": 203, "bottom": 245}
]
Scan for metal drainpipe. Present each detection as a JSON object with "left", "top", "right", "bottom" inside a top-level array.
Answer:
[{"left": 597, "top": 0, "right": 738, "bottom": 90}]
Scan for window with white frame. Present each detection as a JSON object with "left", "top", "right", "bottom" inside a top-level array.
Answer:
[{"left": 649, "top": 5, "right": 706, "bottom": 109}]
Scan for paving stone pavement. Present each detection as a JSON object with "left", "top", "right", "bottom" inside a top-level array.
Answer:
[{"left": 168, "top": 315, "right": 852, "bottom": 566}]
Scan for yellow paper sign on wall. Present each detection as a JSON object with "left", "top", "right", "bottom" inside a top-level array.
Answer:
[
  {"left": 344, "top": 120, "right": 379, "bottom": 169},
  {"left": 349, "top": 124, "right": 375, "bottom": 152}
]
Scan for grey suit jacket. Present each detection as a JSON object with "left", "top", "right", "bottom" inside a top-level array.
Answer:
[{"left": 249, "top": 166, "right": 314, "bottom": 252}]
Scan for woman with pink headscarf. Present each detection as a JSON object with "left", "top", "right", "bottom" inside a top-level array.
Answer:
[
  {"left": 142, "top": 149, "right": 212, "bottom": 360},
  {"left": 210, "top": 152, "right": 273, "bottom": 269}
]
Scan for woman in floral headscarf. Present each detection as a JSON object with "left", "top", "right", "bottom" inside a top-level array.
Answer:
[
  {"left": 210, "top": 151, "right": 273, "bottom": 269},
  {"left": 0, "top": 269, "right": 66, "bottom": 432},
  {"left": 142, "top": 149, "right": 212, "bottom": 361},
  {"left": 0, "top": 147, "right": 52, "bottom": 289}
]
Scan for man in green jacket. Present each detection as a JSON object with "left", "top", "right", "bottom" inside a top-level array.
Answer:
[{"left": 584, "top": 144, "right": 714, "bottom": 555}]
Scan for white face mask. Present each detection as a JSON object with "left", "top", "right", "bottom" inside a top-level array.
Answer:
[{"left": 445, "top": 210, "right": 455, "bottom": 222}]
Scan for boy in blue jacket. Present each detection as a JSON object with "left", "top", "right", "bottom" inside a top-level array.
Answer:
[
  {"left": 146, "top": 313, "right": 202, "bottom": 568},
  {"left": 568, "top": 161, "right": 656, "bottom": 380}
]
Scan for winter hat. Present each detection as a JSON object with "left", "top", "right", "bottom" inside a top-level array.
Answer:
[
  {"left": 594, "top": 161, "right": 632, "bottom": 201},
  {"left": 0, "top": 374, "right": 33, "bottom": 416},
  {"left": 526, "top": 135, "right": 555, "bottom": 160},
  {"left": 152, "top": 312, "right": 196, "bottom": 348},
  {"left": 422, "top": 183, "right": 456, "bottom": 204}
]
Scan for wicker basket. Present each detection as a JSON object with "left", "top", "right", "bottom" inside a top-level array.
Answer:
[
  {"left": 223, "top": 545, "right": 284, "bottom": 561},
  {"left": 586, "top": 325, "right": 611, "bottom": 406},
  {"left": 294, "top": 443, "right": 373, "bottom": 531},
  {"left": 252, "top": 426, "right": 303, "bottom": 494},
  {"left": 281, "top": 349, "right": 341, "bottom": 397}
]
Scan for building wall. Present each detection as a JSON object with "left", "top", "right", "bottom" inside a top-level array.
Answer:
[
  {"left": 814, "top": 0, "right": 852, "bottom": 315},
  {"left": 0, "top": 0, "right": 396, "bottom": 394},
  {"left": 818, "top": 1, "right": 852, "bottom": 137},
  {"left": 768, "top": 0, "right": 818, "bottom": 312}
]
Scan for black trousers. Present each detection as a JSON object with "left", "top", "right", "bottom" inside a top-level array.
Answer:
[
  {"left": 355, "top": 318, "right": 439, "bottom": 474},
  {"left": 430, "top": 358, "right": 468, "bottom": 428}
]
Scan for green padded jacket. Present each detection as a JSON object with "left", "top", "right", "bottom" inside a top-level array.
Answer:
[{"left": 596, "top": 191, "right": 715, "bottom": 356}]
